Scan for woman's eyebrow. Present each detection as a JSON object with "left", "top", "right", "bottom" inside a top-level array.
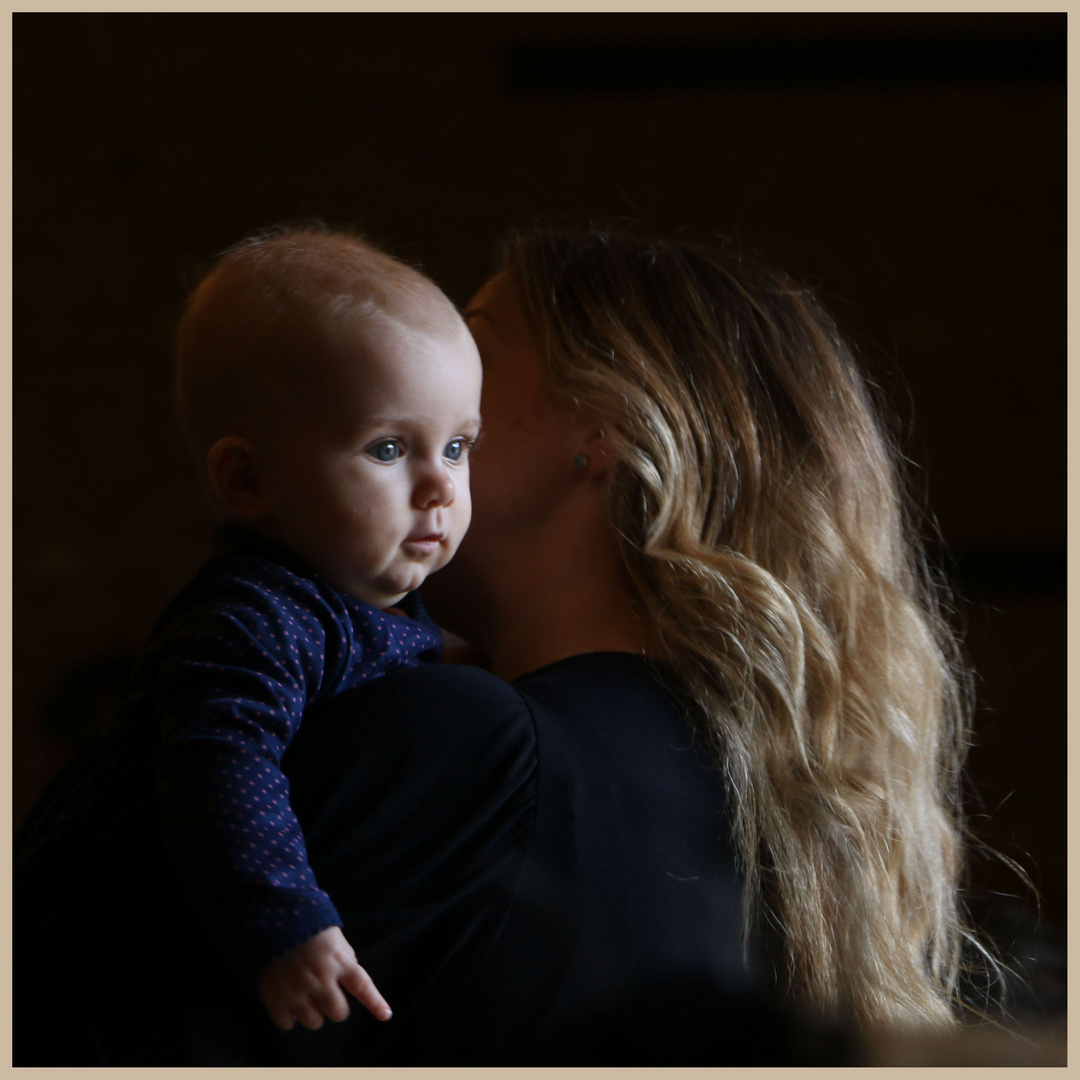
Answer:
[{"left": 462, "top": 307, "right": 493, "bottom": 324}]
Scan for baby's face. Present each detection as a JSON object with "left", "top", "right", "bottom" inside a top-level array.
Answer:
[{"left": 259, "top": 314, "right": 483, "bottom": 609}]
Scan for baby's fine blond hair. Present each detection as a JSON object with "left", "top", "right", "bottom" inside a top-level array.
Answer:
[{"left": 175, "top": 224, "right": 460, "bottom": 470}]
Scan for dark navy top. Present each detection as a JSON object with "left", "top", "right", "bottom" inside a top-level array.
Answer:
[
  {"left": 15, "top": 524, "right": 442, "bottom": 969},
  {"left": 16, "top": 650, "right": 850, "bottom": 1065},
  {"left": 277, "top": 653, "right": 760, "bottom": 1065}
]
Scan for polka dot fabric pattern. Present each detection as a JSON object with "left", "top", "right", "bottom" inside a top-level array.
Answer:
[{"left": 16, "top": 524, "right": 443, "bottom": 971}]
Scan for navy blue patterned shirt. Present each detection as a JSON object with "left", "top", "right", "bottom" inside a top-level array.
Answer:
[{"left": 16, "top": 524, "right": 442, "bottom": 970}]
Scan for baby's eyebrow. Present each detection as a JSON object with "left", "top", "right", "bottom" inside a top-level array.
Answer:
[
  {"left": 363, "top": 415, "right": 483, "bottom": 432},
  {"left": 363, "top": 416, "right": 411, "bottom": 429},
  {"left": 462, "top": 307, "right": 491, "bottom": 324}
]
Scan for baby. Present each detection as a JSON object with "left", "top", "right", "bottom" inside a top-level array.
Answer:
[{"left": 17, "top": 227, "right": 482, "bottom": 1033}]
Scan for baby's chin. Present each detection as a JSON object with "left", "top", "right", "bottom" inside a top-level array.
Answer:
[
  {"left": 364, "top": 566, "right": 435, "bottom": 610},
  {"left": 334, "top": 549, "right": 458, "bottom": 610}
]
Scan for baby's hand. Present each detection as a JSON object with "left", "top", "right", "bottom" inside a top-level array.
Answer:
[{"left": 258, "top": 925, "right": 392, "bottom": 1031}]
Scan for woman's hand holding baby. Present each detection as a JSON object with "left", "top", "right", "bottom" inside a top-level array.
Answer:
[{"left": 258, "top": 925, "right": 392, "bottom": 1031}]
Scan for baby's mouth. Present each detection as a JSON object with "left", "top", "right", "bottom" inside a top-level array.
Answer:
[{"left": 404, "top": 532, "right": 445, "bottom": 548}]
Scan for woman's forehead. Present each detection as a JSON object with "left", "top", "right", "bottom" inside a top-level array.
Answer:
[
  {"left": 464, "top": 272, "right": 505, "bottom": 318},
  {"left": 466, "top": 271, "right": 534, "bottom": 339}
]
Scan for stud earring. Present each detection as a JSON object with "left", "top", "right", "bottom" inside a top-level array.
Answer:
[{"left": 574, "top": 454, "right": 588, "bottom": 473}]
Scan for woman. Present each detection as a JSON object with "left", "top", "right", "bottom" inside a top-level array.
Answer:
[
  {"left": 288, "top": 224, "right": 976, "bottom": 1060},
  {"left": 17, "top": 226, "right": 976, "bottom": 1064},
  {"left": 442, "top": 226, "right": 975, "bottom": 1026}
]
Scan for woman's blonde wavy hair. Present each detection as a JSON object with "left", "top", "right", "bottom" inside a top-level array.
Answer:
[{"left": 502, "top": 226, "right": 977, "bottom": 1028}]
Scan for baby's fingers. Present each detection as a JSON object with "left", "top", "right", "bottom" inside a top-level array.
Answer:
[
  {"left": 293, "top": 998, "right": 327, "bottom": 1031},
  {"left": 313, "top": 980, "right": 352, "bottom": 1024},
  {"left": 341, "top": 962, "right": 392, "bottom": 1021},
  {"left": 263, "top": 999, "right": 298, "bottom": 1032}
]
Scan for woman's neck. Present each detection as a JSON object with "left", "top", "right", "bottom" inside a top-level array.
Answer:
[
  {"left": 486, "top": 588, "right": 654, "bottom": 684},
  {"left": 468, "top": 515, "right": 661, "bottom": 683}
]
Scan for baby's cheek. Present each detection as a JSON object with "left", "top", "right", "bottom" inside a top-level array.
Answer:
[{"left": 451, "top": 497, "right": 473, "bottom": 542}]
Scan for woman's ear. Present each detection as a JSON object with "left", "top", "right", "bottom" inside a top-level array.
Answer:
[
  {"left": 572, "top": 427, "right": 615, "bottom": 479},
  {"left": 205, "top": 436, "right": 272, "bottom": 520}
]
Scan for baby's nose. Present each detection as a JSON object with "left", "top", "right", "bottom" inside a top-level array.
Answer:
[{"left": 413, "top": 461, "right": 455, "bottom": 509}]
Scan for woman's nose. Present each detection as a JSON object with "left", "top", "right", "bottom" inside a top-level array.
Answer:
[{"left": 412, "top": 460, "right": 455, "bottom": 509}]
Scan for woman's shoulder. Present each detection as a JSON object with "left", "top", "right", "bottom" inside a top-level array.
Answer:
[
  {"left": 283, "top": 661, "right": 539, "bottom": 934},
  {"left": 357, "top": 652, "right": 682, "bottom": 760},
  {"left": 283, "top": 651, "right": 696, "bottom": 840},
  {"left": 512, "top": 651, "right": 694, "bottom": 750},
  {"left": 513, "top": 650, "right": 675, "bottom": 697},
  {"left": 325, "top": 658, "right": 534, "bottom": 740},
  {"left": 285, "top": 661, "right": 538, "bottom": 821}
]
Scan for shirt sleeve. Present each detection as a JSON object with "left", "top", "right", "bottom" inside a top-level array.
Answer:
[{"left": 150, "top": 562, "right": 362, "bottom": 970}]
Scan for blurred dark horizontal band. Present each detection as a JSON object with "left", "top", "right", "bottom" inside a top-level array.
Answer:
[
  {"left": 503, "top": 34, "right": 1065, "bottom": 95},
  {"left": 936, "top": 543, "right": 1065, "bottom": 601}
]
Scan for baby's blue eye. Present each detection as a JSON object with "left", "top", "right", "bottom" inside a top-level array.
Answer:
[
  {"left": 443, "top": 438, "right": 467, "bottom": 462},
  {"left": 370, "top": 440, "right": 403, "bottom": 462}
]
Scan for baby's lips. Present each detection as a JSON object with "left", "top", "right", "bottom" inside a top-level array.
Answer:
[{"left": 405, "top": 531, "right": 446, "bottom": 544}]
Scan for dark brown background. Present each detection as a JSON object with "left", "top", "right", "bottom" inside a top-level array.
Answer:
[{"left": 15, "top": 13, "right": 1065, "bottom": 925}]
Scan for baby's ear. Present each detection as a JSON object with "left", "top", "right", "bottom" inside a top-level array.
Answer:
[{"left": 206, "top": 436, "right": 271, "bottom": 520}]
